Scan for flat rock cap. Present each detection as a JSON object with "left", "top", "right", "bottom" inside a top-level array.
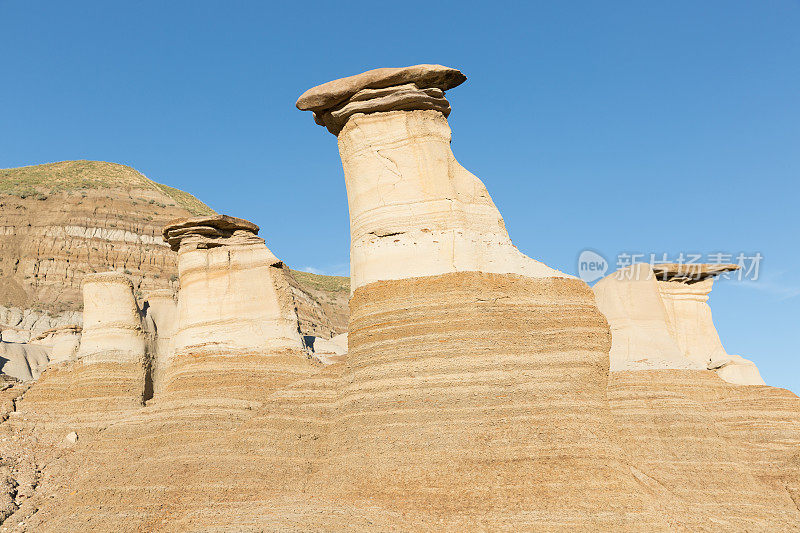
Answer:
[
  {"left": 296, "top": 64, "right": 466, "bottom": 112},
  {"left": 652, "top": 263, "right": 740, "bottom": 281},
  {"left": 162, "top": 215, "right": 259, "bottom": 240}
]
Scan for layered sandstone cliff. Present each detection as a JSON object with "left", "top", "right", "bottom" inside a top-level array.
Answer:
[
  {"left": 0, "top": 65, "right": 797, "bottom": 532},
  {"left": 0, "top": 160, "right": 213, "bottom": 319},
  {"left": 592, "top": 264, "right": 799, "bottom": 527},
  {"left": 0, "top": 161, "right": 349, "bottom": 381}
]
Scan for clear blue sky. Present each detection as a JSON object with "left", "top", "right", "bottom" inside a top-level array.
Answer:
[{"left": 1, "top": 1, "right": 798, "bottom": 392}]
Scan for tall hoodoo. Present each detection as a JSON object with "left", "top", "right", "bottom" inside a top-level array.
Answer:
[
  {"left": 593, "top": 262, "right": 765, "bottom": 385},
  {"left": 297, "top": 65, "right": 669, "bottom": 529},
  {"left": 298, "top": 65, "right": 568, "bottom": 290},
  {"left": 163, "top": 215, "right": 303, "bottom": 356}
]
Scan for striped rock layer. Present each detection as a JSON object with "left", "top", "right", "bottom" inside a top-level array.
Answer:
[
  {"left": 1, "top": 65, "right": 798, "bottom": 531},
  {"left": 0, "top": 273, "right": 662, "bottom": 531},
  {"left": 12, "top": 272, "right": 800, "bottom": 531},
  {"left": 609, "top": 370, "right": 800, "bottom": 529}
]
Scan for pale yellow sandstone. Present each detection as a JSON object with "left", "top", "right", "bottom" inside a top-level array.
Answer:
[
  {"left": 76, "top": 272, "right": 146, "bottom": 365},
  {"left": 141, "top": 289, "right": 177, "bottom": 395},
  {"left": 164, "top": 215, "right": 303, "bottom": 356},
  {"left": 593, "top": 263, "right": 765, "bottom": 385}
]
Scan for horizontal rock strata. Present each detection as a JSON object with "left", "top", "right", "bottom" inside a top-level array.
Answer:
[
  {"left": 296, "top": 64, "right": 466, "bottom": 112},
  {"left": 0, "top": 160, "right": 214, "bottom": 320},
  {"left": 609, "top": 370, "right": 800, "bottom": 529},
  {"left": 2, "top": 65, "right": 798, "bottom": 531},
  {"left": 0, "top": 161, "right": 350, "bottom": 349}
]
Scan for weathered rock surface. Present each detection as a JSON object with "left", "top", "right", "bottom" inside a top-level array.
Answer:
[
  {"left": 609, "top": 370, "right": 800, "bottom": 528},
  {"left": 315, "top": 83, "right": 453, "bottom": 135},
  {"left": 593, "top": 263, "right": 765, "bottom": 384},
  {"left": 0, "top": 160, "right": 349, "bottom": 354},
  {"left": 164, "top": 215, "right": 303, "bottom": 356},
  {"left": 30, "top": 325, "right": 81, "bottom": 365},
  {"left": 0, "top": 65, "right": 797, "bottom": 531},
  {"left": 0, "top": 306, "right": 81, "bottom": 344},
  {"left": 0, "top": 160, "right": 213, "bottom": 318},
  {"left": 304, "top": 331, "right": 347, "bottom": 364},
  {"left": 76, "top": 272, "right": 146, "bottom": 365},
  {"left": 296, "top": 64, "right": 466, "bottom": 112},
  {"left": 284, "top": 268, "right": 349, "bottom": 338},
  {"left": 0, "top": 342, "right": 50, "bottom": 381},
  {"left": 292, "top": 65, "right": 666, "bottom": 528},
  {"left": 300, "top": 97, "right": 570, "bottom": 289},
  {"left": 141, "top": 289, "right": 177, "bottom": 395}
]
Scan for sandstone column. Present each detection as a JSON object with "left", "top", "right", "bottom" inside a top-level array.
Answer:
[
  {"left": 160, "top": 215, "right": 309, "bottom": 403},
  {"left": 77, "top": 272, "right": 146, "bottom": 363},
  {"left": 653, "top": 263, "right": 737, "bottom": 362},
  {"left": 296, "top": 65, "right": 667, "bottom": 529},
  {"left": 141, "top": 289, "right": 177, "bottom": 396},
  {"left": 164, "top": 215, "right": 302, "bottom": 354},
  {"left": 297, "top": 65, "right": 568, "bottom": 291},
  {"left": 66, "top": 271, "right": 149, "bottom": 413}
]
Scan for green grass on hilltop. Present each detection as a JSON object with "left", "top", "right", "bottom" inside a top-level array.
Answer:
[
  {"left": 290, "top": 269, "right": 350, "bottom": 294},
  {"left": 0, "top": 160, "right": 215, "bottom": 215},
  {"left": 152, "top": 182, "right": 215, "bottom": 216}
]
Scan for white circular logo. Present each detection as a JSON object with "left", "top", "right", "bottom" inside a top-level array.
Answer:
[{"left": 577, "top": 250, "right": 608, "bottom": 283}]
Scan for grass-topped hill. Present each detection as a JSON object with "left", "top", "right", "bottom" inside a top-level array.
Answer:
[
  {"left": 290, "top": 269, "right": 350, "bottom": 294},
  {"left": 0, "top": 160, "right": 215, "bottom": 216}
]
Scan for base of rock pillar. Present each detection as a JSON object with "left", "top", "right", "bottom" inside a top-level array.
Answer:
[{"left": 323, "top": 271, "right": 665, "bottom": 528}]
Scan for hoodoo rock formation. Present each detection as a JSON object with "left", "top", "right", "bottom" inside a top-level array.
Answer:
[
  {"left": 159, "top": 214, "right": 311, "bottom": 404},
  {"left": 0, "top": 65, "right": 797, "bottom": 531},
  {"left": 164, "top": 215, "right": 303, "bottom": 356},
  {"left": 76, "top": 272, "right": 146, "bottom": 365},
  {"left": 0, "top": 160, "right": 349, "bottom": 362},
  {"left": 297, "top": 65, "right": 568, "bottom": 291},
  {"left": 294, "top": 64, "right": 669, "bottom": 529},
  {"left": 593, "top": 262, "right": 765, "bottom": 385}
]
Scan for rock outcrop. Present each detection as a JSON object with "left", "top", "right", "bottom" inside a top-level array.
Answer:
[
  {"left": 593, "top": 262, "right": 765, "bottom": 385},
  {"left": 76, "top": 272, "right": 146, "bottom": 365},
  {"left": 30, "top": 325, "right": 81, "bottom": 365},
  {"left": 296, "top": 64, "right": 466, "bottom": 135},
  {"left": 159, "top": 214, "right": 311, "bottom": 406},
  {"left": 0, "top": 161, "right": 213, "bottom": 319},
  {"left": 164, "top": 215, "right": 303, "bottom": 356},
  {"left": 592, "top": 263, "right": 799, "bottom": 527},
  {"left": 141, "top": 289, "right": 177, "bottom": 396},
  {"left": 299, "top": 65, "right": 567, "bottom": 291},
  {"left": 0, "top": 160, "right": 349, "bottom": 355},
  {"left": 608, "top": 370, "right": 800, "bottom": 529},
  {"left": 0, "top": 342, "right": 50, "bottom": 381},
  {"left": 292, "top": 64, "right": 672, "bottom": 529},
  {"left": 0, "top": 65, "right": 797, "bottom": 531}
]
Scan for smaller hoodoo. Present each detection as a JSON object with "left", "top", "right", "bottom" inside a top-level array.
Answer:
[{"left": 593, "top": 262, "right": 765, "bottom": 385}]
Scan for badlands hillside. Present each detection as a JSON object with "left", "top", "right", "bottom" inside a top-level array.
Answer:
[
  {"left": 0, "top": 65, "right": 797, "bottom": 531},
  {"left": 0, "top": 160, "right": 348, "bottom": 349}
]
